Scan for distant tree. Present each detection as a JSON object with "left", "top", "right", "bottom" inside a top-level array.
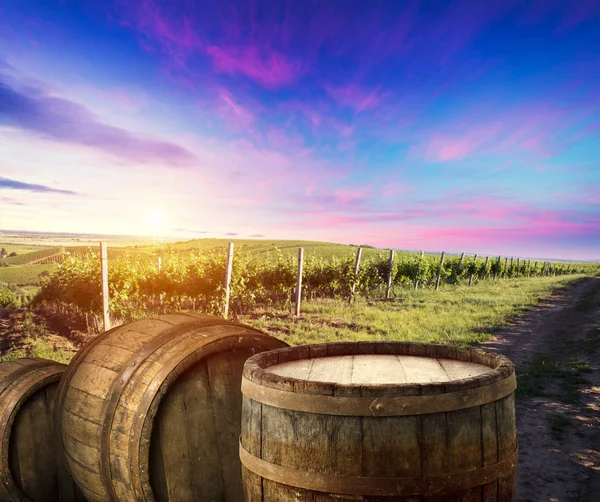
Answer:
[{"left": 8, "top": 252, "right": 17, "bottom": 257}]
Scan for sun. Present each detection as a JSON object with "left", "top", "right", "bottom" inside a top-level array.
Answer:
[{"left": 146, "top": 209, "right": 166, "bottom": 234}]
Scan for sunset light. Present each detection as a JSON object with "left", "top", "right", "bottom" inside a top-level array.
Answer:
[{"left": 1, "top": 1, "right": 599, "bottom": 260}]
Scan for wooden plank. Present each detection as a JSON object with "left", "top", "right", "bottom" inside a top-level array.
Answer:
[
  {"left": 438, "top": 359, "right": 490, "bottom": 380},
  {"left": 361, "top": 385, "right": 421, "bottom": 480},
  {"left": 351, "top": 355, "right": 406, "bottom": 384},
  {"left": 181, "top": 360, "right": 224, "bottom": 500},
  {"left": 481, "top": 402, "right": 499, "bottom": 501},
  {"left": 305, "top": 356, "right": 353, "bottom": 383},
  {"left": 496, "top": 393, "right": 517, "bottom": 501},
  {"left": 241, "top": 397, "right": 263, "bottom": 502},
  {"left": 154, "top": 377, "right": 195, "bottom": 501},
  {"left": 84, "top": 343, "right": 135, "bottom": 373},
  {"left": 420, "top": 383, "right": 448, "bottom": 502},
  {"left": 446, "top": 377, "right": 483, "bottom": 502},
  {"left": 207, "top": 349, "right": 250, "bottom": 501},
  {"left": 267, "top": 358, "right": 314, "bottom": 380},
  {"left": 397, "top": 355, "right": 450, "bottom": 383},
  {"left": 68, "top": 362, "right": 117, "bottom": 399}
]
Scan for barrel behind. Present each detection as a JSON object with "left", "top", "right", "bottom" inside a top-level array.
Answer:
[
  {"left": 0, "top": 358, "right": 82, "bottom": 502},
  {"left": 57, "top": 313, "right": 288, "bottom": 502},
  {"left": 241, "top": 342, "right": 518, "bottom": 501}
]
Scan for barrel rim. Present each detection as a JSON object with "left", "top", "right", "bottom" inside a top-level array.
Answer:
[
  {"left": 243, "top": 342, "right": 514, "bottom": 396},
  {"left": 0, "top": 361, "right": 65, "bottom": 501},
  {"left": 133, "top": 330, "right": 289, "bottom": 502}
]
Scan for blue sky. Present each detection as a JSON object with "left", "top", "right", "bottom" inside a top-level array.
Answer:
[{"left": 1, "top": 0, "right": 599, "bottom": 259}]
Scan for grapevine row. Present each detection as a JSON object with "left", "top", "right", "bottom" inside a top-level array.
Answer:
[{"left": 33, "top": 248, "right": 600, "bottom": 323}]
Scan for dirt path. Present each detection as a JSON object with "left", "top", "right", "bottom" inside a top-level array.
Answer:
[{"left": 479, "top": 276, "right": 600, "bottom": 502}]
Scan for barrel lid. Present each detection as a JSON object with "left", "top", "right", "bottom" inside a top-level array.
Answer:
[
  {"left": 243, "top": 342, "right": 514, "bottom": 398},
  {"left": 264, "top": 354, "right": 490, "bottom": 385}
]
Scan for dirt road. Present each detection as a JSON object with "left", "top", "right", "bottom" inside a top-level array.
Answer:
[{"left": 480, "top": 276, "right": 600, "bottom": 501}]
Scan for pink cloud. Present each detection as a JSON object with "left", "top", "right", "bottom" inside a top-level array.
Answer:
[
  {"left": 206, "top": 45, "right": 302, "bottom": 88},
  {"left": 122, "top": 1, "right": 203, "bottom": 67},
  {"left": 218, "top": 93, "right": 255, "bottom": 130},
  {"left": 325, "top": 84, "right": 385, "bottom": 112},
  {"left": 415, "top": 123, "right": 502, "bottom": 161}
]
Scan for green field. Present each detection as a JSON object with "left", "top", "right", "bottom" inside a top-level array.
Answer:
[
  {"left": 240, "top": 275, "right": 588, "bottom": 346},
  {"left": 0, "top": 243, "right": 53, "bottom": 255},
  {"left": 0, "top": 264, "right": 57, "bottom": 285}
]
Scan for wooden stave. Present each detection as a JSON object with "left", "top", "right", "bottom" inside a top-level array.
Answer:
[
  {"left": 57, "top": 314, "right": 288, "bottom": 502},
  {"left": 241, "top": 342, "right": 518, "bottom": 501},
  {"left": 0, "top": 359, "right": 66, "bottom": 502}
]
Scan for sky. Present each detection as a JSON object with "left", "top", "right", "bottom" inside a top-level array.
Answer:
[{"left": 1, "top": 0, "right": 599, "bottom": 260}]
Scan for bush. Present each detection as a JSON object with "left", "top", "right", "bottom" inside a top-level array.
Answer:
[{"left": 0, "top": 286, "right": 19, "bottom": 309}]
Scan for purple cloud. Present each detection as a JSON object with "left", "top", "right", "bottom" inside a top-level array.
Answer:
[
  {"left": 0, "top": 72, "right": 196, "bottom": 166},
  {"left": 325, "top": 84, "right": 385, "bottom": 113},
  {"left": 0, "top": 177, "right": 76, "bottom": 195},
  {"left": 207, "top": 45, "right": 303, "bottom": 88}
]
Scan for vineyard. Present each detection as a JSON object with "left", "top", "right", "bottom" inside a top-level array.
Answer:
[{"left": 29, "top": 242, "right": 600, "bottom": 329}]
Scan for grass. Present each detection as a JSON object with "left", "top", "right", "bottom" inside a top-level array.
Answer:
[
  {"left": 0, "top": 264, "right": 57, "bottom": 285},
  {"left": 1, "top": 247, "right": 61, "bottom": 266},
  {"left": 0, "top": 243, "right": 53, "bottom": 256},
  {"left": 516, "top": 356, "right": 591, "bottom": 404},
  {"left": 239, "top": 275, "right": 587, "bottom": 346},
  {"left": 0, "top": 311, "right": 75, "bottom": 364},
  {"left": 0, "top": 337, "right": 74, "bottom": 364}
]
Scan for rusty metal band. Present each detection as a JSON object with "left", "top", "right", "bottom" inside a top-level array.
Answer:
[
  {"left": 54, "top": 320, "right": 125, "bottom": 451},
  {"left": 242, "top": 372, "right": 516, "bottom": 416},
  {"left": 0, "top": 360, "right": 61, "bottom": 398},
  {"left": 129, "top": 330, "right": 285, "bottom": 501},
  {"left": 100, "top": 318, "right": 261, "bottom": 501},
  {"left": 240, "top": 439, "right": 518, "bottom": 496},
  {"left": 0, "top": 368, "right": 64, "bottom": 500}
]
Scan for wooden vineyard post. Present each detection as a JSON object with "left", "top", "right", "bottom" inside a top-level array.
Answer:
[
  {"left": 414, "top": 251, "right": 422, "bottom": 290},
  {"left": 295, "top": 248, "right": 304, "bottom": 316},
  {"left": 458, "top": 252, "right": 465, "bottom": 283},
  {"left": 420, "top": 250, "right": 424, "bottom": 258},
  {"left": 483, "top": 256, "right": 490, "bottom": 280},
  {"left": 157, "top": 257, "right": 163, "bottom": 311},
  {"left": 502, "top": 257, "right": 509, "bottom": 279},
  {"left": 516, "top": 258, "right": 520, "bottom": 278},
  {"left": 509, "top": 257, "right": 514, "bottom": 277},
  {"left": 468, "top": 254, "right": 477, "bottom": 286},
  {"left": 494, "top": 256, "right": 501, "bottom": 280},
  {"left": 385, "top": 249, "right": 394, "bottom": 299},
  {"left": 435, "top": 251, "right": 445, "bottom": 291},
  {"left": 349, "top": 247, "right": 362, "bottom": 304},
  {"left": 223, "top": 242, "right": 234, "bottom": 319},
  {"left": 100, "top": 241, "right": 110, "bottom": 331}
]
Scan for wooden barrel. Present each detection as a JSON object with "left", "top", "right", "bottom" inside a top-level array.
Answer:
[
  {"left": 0, "top": 358, "right": 82, "bottom": 502},
  {"left": 241, "top": 342, "right": 518, "bottom": 501},
  {"left": 56, "top": 313, "right": 288, "bottom": 502}
]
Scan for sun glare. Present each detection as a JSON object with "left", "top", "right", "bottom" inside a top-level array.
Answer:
[{"left": 146, "top": 209, "right": 166, "bottom": 235}]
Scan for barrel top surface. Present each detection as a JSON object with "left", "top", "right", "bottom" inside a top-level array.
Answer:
[{"left": 265, "top": 354, "right": 490, "bottom": 385}]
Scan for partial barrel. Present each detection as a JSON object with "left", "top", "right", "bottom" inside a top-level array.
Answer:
[
  {"left": 241, "top": 342, "right": 518, "bottom": 501},
  {"left": 0, "top": 358, "right": 82, "bottom": 502},
  {"left": 56, "top": 313, "right": 288, "bottom": 502}
]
